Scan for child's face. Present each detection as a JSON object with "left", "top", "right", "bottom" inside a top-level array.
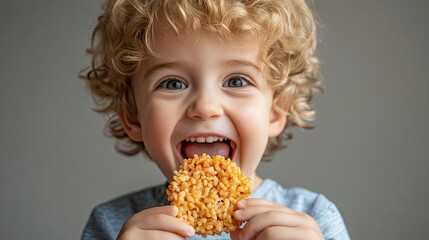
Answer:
[{"left": 121, "top": 32, "right": 286, "bottom": 182}]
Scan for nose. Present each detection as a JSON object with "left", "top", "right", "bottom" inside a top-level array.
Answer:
[{"left": 186, "top": 92, "right": 224, "bottom": 120}]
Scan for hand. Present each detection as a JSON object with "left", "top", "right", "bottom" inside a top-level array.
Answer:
[
  {"left": 117, "top": 206, "right": 195, "bottom": 240},
  {"left": 230, "top": 198, "right": 324, "bottom": 240}
]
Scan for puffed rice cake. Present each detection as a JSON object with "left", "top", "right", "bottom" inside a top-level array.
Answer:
[{"left": 166, "top": 154, "right": 252, "bottom": 237}]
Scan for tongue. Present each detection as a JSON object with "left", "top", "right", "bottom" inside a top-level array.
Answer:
[{"left": 183, "top": 142, "right": 230, "bottom": 159}]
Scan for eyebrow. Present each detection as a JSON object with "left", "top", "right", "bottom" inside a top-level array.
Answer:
[
  {"left": 142, "top": 62, "right": 184, "bottom": 80},
  {"left": 142, "top": 59, "right": 262, "bottom": 80},
  {"left": 220, "top": 59, "right": 262, "bottom": 73}
]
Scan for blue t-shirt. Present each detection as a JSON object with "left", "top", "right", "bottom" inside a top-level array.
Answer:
[{"left": 82, "top": 179, "right": 350, "bottom": 239}]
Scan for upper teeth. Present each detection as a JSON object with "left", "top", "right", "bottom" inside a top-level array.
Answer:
[{"left": 185, "top": 136, "right": 228, "bottom": 143}]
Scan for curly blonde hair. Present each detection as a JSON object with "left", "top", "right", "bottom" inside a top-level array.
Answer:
[{"left": 82, "top": 0, "right": 321, "bottom": 159}]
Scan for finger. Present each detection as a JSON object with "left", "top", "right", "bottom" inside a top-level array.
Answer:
[
  {"left": 238, "top": 211, "right": 307, "bottom": 240},
  {"left": 138, "top": 214, "right": 194, "bottom": 237},
  {"left": 140, "top": 205, "right": 179, "bottom": 216},
  {"left": 234, "top": 205, "right": 296, "bottom": 221},
  {"left": 122, "top": 206, "right": 194, "bottom": 238},
  {"left": 238, "top": 198, "right": 288, "bottom": 209},
  {"left": 118, "top": 229, "right": 186, "bottom": 240},
  {"left": 254, "top": 226, "right": 304, "bottom": 240}
]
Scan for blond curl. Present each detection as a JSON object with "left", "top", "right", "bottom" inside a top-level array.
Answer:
[{"left": 81, "top": 0, "right": 322, "bottom": 158}]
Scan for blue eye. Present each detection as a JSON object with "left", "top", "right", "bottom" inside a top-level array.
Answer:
[
  {"left": 223, "top": 75, "right": 249, "bottom": 88},
  {"left": 158, "top": 78, "right": 188, "bottom": 90}
]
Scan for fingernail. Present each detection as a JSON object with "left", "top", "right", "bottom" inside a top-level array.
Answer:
[
  {"left": 188, "top": 226, "right": 195, "bottom": 235},
  {"left": 237, "top": 200, "right": 246, "bottom": 208},
  {"left": 235, "top": 210, "right": 244, "bottom": 218}
]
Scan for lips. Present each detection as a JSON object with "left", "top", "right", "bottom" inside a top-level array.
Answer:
[{"left": 179, "top": 136, "right": 235, "bottom": 159}]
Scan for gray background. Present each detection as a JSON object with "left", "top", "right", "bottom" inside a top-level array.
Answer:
[{"left": 1, "top": 0, "right": 428, "bottom": 239}]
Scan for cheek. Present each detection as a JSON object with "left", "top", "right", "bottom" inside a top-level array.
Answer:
[
  {"left": 138, "top": 101, "right": 178, "bottom": 155},
  {"left": 233, "top": 98, "right": 272, "bottom": 174},
  {"left": 139, "top": 96, "right": 175, "bottom": 129},
  {"left": 138, "top": 104, "right": 179, "bottom": 180},
  {"left": 236, "top": 96, "right": 272, "bottom": 137},
  {"left": 141, "top": 107, "right": 164, "bottom": 133}
]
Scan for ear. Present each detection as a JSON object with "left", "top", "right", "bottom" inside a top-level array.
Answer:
[
  {"left": 118, "top": 100, "right": 143, "bottom": 142},
  {"left": 268, "top": 101, "right": 288, "bottom": 138}
]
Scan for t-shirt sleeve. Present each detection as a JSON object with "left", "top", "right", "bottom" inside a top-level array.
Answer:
[
  {"left": 311, "top": 195, "right": 351, "bottom": 240},
  {"left": 81, "top": 207, "right": 118, "bottom": 240},
  {"left": 80, "top": 184, "right": 169, "bottom": 240}
]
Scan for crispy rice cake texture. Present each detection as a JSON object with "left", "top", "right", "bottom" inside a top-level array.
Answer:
[{"left": 167, "top": 154, "right": 252, "bottom": 237}]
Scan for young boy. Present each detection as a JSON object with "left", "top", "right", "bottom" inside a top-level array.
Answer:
[{"left": 81, "top": 0, "right": 350, "bottom": 239}]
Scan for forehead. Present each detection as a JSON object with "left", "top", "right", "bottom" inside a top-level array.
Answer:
[{"left": 145, "top": 31, "right": 263, "bottom": 67}]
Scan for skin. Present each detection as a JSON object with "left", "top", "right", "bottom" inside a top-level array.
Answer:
[{"left": 118, "top": 32, "right": 324, "bottom": 240}]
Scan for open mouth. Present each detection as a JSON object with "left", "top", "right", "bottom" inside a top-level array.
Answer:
[{"left": 179, "top": 136, "right": 235, "bottom": 160}]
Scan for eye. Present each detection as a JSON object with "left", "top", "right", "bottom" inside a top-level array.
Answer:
[
  {"left": 223, "top": 75, "right": 250, "bottom": 88},
  {"left": 157, "top": 77, "right": 188, "bottom": 90}
]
